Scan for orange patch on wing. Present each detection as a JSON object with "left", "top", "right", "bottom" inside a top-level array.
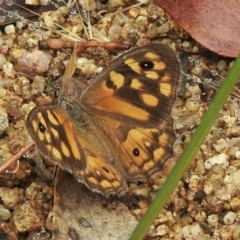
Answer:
[
  {"left": 61, "top": 141, "right": 70, "bottom": 158},
  {"left": 109, "top": 71, "right": 124, "bottom": 89},
  {"left": 86, "top": 75, "right": 124, "bottom": 103},
  {"left": 142, "top": 159, "right": 154, "bottom": 172},
  {"left": 96, "top": 96, "right": 150, "bottom": 121},
  {"left": 131, "top": 78, "right": 143, "bottom": 89},
  {"left": 62, "top": 119, "right": 81, "bottom": 160},
  {"left": 159, "top": 132, "right": 169, "bottom": 147},
  {"left": 153, "top": 147, "right": 165, "bottom": 161},
  {"left": 141, "top": 93, "right": 158, "bottom": 107},
  {"left": 124, "top": 58, "right": 141, "bottom": 74},
  {"left": 144, "top": 52, "right": 160, "bottom": 60},
  {"left": 50, "top": 146, "right": 62, "bottom": 160},
  {"left": 159, "top": 82, "right": 172, "bottom": 97},
  {"left": 152, "top": 60, "right": 166, "bottom": 70},
  {"left": 145, "top": 71, "right": 159, "bottom": 79},
  {"left": 47, "top": 110, "right": 65, "bottom": 125},
  {"left": 162, "top": 75, "right": 171, "bottom": 82}
]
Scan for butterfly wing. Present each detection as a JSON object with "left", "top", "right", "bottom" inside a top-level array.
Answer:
[
  {"left": 81, "top": 43, "right": 180, "bottom": 127},
  {"left": 26, "top": 105, "right": 127, "bottom": 196},
  {"left": 80, "top": 44, "right": 180, "bottom": 181},
  {"left": 97, "top": 118, "right": 175, "bottom": 181}
]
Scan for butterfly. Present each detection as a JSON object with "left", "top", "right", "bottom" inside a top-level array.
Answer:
[{"left": 26, "top": 43, "right": 181, "bottom": 197}]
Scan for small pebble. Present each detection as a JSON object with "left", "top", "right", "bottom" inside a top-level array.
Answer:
[
  {"left": 13, "top": 201, "right": 45, "bottom": 232},
  {"left": 182, "top": 41, "right": 191, "bottom": 48},
  {"left": 190, "top": 224, "right": 204, "bottom": 238},
  {"left": 25, "top": 0, "right": 44, "bottom": 5},
  {"left": 16, "top": 50, "right": 51, "bottom": 75},
  {"left": 207, "top": 214, "right": 219, "bottom": 227},
  {"left": 0, "top": 188, "right": 23, "bottom": 209},
  {"left": 3, "top": 62, "right": 15, "bottom": 78},
  {"left": 42, "top": 6, "right": 68, "bottom": 28},
  {"left": 25, "top": 182, "right": 44, "bottom": 201},
  {"left": 147, "top": 23, "right": 158, "bottom": 38},
  {"left": 0, "top": 45, "right": 9, "bottom": 54},
  {"left": 223, "top": 169, "right": 240, "bottom": 194},
  {"left": 16, "top": 20, "right": 24, "bottom": 30},
  {"left": 0, "top": 107, "right": 8, "bottom": 134},
  {"left": 204, "top": 153, "right": 229, "bottom": 170},
  {"left": 157, "top": 22, "right": 170, "bottom": 35},
  {"left": 217, "top": 60, "right": 227, "bottom": 71},
  {"left": 4, "top": 24, "right": 15, "bottom": 34},
  {"left": 129, "top": 8, "right": 139, "bottom": 19},
  {"left": 189, "top": 174, "right": 201, "bottom": 191},
  {"left": 76, "top": 58, "right": 97, "bottom": 75},
  {"left": 179, "top": 225, "right": 191, "bottom": 238},
  {"left": 113, "top": 13, "right": 129, "bottom": 26},
  {"left": 0, "top": 205, "right": 11, "bottom": 221},
  {"left": 0, "top": 53, "right": 7, "bottom": 68},
  {"left": 191, "top": 65, "right": 203, "bottom": 76},
  {"left": 79, "top": 0, "right": 96, "bottom": 11},
  {"left": 203, "top": 181, "right": 213, "bottom": 195},
  {"left": 108, "top": 0, "right": 124, "bottom": 8},
  {"left": 156, "top": 224, "right": 170, "bottom": 236},
  {"left": 213, "top": 138, "right": 228, "bottom": 152},
  {"left": 233, "top": 224, "right": 240, "bottom": 239},
  {"left": 230, "top": 197, "right": 240, "bottom": 210},
  {"left": 108, "top": 24, "right": 122, "bottom": 41},
  {"left": 223, "top": 211, "right": 237, "bottom": 225}
]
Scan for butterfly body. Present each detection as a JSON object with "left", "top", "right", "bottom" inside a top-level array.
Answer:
[{"left": 27, "top": 44, "right": 181, "bottom": 196}]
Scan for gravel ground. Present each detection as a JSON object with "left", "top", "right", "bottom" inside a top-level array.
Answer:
[{"left": 0, "top": 0, "right": 240, "bottom": 239}]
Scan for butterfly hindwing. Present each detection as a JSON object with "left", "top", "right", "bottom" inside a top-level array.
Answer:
[{"left": 97, "top": 118, "right": 175, "bottom": 181}]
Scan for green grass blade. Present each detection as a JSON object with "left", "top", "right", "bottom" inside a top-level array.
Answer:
[{"left": 128, "top": 54, "right": 240, "bottom": 240}]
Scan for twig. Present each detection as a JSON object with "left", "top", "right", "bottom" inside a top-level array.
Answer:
[
  {"left": 39, "top": 39, "right": 131, "bottom": 50},
  {"left": 0, "top": 142, "right": 36, "bottom": 174}
]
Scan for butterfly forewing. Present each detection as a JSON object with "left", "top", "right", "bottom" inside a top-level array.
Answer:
[
  {"left": 27, "top": 105, "right": 127, "bottom": 196},
  {"left": 26, "top": 105, "right": 87, "bottom": 170},
  {"left": 81, "top": 44, "right": 180, "bottom": 127}
]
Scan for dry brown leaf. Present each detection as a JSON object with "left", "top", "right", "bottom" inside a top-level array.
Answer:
[
  {"left": 154, "top": 0, "right": 240, "bottom": 57},
  {"left": 53, "top": 171, "right": 138, "bottom": 240}
]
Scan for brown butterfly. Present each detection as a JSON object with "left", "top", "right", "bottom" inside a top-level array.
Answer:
[{"left": 26, "top": 44, "right": 180, "bottom": 197}]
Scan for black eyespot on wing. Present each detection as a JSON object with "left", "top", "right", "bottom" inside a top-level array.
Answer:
[
  {"left": 38, "top": 122, "right": 46, "bottom": 133},
  {"left": 132, "top": 147, "right": 140, "bottom": 157},
  {"left": 140, "top": 60, "right": 154, "bottom": 70}
]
